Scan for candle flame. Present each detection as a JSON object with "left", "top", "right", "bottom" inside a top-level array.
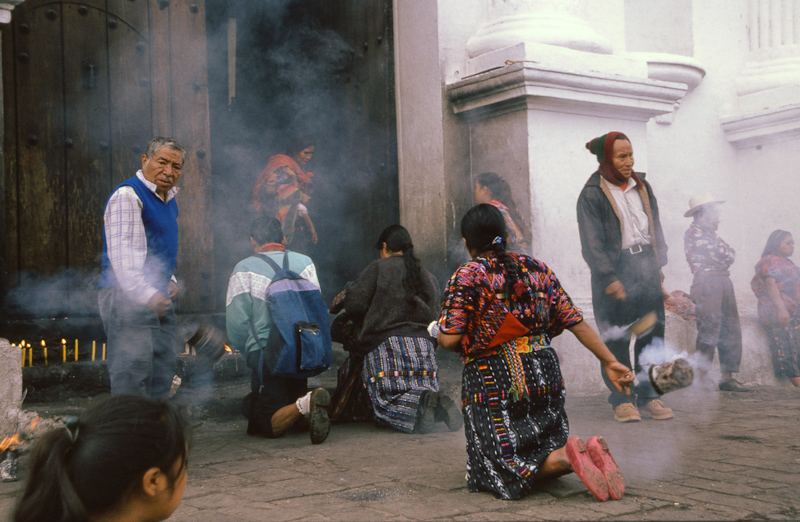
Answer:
[
  {"left": 0, "top": 434, "right": 21, "bottom": 452},
  {"left": 224, "top": 345, "right": 233, "bottom": 353},
  {"left": 41, "top": 340, "right": 45, "bottom": 346}
]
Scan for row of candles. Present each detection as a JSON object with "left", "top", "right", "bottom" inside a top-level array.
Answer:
[{"left": 11, "top": 339, "right": 106, "bottom": 367}]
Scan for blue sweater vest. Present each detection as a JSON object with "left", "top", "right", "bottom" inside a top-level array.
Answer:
[{"left": 99, "top": 175, "right": 179, "bottom": 294}]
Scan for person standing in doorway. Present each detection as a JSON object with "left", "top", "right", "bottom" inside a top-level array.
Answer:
[
  {"left": 98, "top": 137, "right": 185, "bottom": 399},
  {"left": 577, "top": 132, "right": 672, "bottom": 423}
]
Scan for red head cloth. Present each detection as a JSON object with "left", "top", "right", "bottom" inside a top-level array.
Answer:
[{"left": 585, "top": 132, "right": 641, "bottom": 189}]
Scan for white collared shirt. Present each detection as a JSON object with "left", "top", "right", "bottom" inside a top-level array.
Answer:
[
  {"left": 605, "top": 177, "right": 650, "bottom": 250},
  {"left": 103, "top": 170, "right": 180, "bottom": 304}
]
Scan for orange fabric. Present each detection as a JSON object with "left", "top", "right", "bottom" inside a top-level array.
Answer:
[
  {"left": 487, "top": 312, "right": 530, "bottom": 349},
  {"left": 251, "top": 154, "right": 313, "bottom": 211}
]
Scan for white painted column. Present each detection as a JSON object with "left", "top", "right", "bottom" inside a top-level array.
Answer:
[
  {"left": 721, "top": 0, "right": 800, "bottom": 146},
  {"left": 392, "top": 0, "right": 447, "bottom": 269}
]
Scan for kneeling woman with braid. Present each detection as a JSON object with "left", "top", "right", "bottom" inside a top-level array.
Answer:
[
  {"left": 436, "top": 204, "right": 634, "bottom": 501},
  {"left": 337, "top": 224, "right": 461, "bottom": 434},
  {"left": 13, "top": 395, "right": 191, "bottom": 522}
]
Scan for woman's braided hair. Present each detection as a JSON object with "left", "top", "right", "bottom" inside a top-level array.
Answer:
[
  {"left": 461, "top": 204, "right": 529, "bottom": 301},
  {"left": 376, "top": 224, "right": 429, "bottom": 304}
]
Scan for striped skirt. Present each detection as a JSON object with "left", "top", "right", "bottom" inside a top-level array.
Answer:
[
  {"left": 462, "top": 347, "right": 568, "bottom": 500},
  {"left": 361, "top": 336, "right": 440, "bottom": 433}
]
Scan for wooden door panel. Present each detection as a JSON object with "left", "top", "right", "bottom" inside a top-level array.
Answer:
[
  {"left": 13, "top": 3, "right": 67, "bottom": 276},
  {"left": 108, "top": 7, "right": 152, "bottom": 186},
  {"left": 62, "top": 2, "right": 111, "bottom": 283},
  {"left": 108, "top": 0, "right": 150, "bottom": 38},
  {"left": 168, "top": 0, "right": 214, "bottom": 312}
]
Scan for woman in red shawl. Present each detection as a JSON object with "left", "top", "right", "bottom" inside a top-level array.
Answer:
[{"left": 252, "top": 137, "right": 318, "bottom": 252}]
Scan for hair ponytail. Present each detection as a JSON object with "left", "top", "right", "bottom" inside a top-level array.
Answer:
[
  {"left": 376, "top": 225, "right": 429, "bottom": 304},
  {"left": 13, "top": 428, "right": 86, "bottom": 522}
]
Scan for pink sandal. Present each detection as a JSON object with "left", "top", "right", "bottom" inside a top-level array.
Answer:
[
  {"left": 586, "top": 436, "right": 625, "bottom": 500},
  {"left": 565, "top": 436, "right": 609, "bottom": 502}
]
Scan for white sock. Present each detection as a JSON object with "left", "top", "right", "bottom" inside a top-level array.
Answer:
[{"left": 296, "top": 391, "right": 312, "bottom": 417}]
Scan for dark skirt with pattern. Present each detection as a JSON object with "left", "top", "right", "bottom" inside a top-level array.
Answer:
[
  {"left": 462, "top": 347, "right": 568, "bottom": 500},
  {"left": 362, "top": 336, "right": 440, "bottom": 433},
  {"left": 767, "top": 322, "right": 800, "bottom": 378}
]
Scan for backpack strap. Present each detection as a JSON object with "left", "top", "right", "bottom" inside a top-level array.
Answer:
[{"left": 255, "top": 252, "right": 282, "bottom": 274}]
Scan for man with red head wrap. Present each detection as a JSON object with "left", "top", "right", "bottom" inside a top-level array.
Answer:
[{"left": 577, "top": 132, "right": 672, "bottom": 423}]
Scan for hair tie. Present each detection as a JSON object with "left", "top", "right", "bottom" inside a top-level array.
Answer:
[
  {"left": 63, "top": 415, "right": 79, "bottom": 442},
  {"left": 491, "top": 236, "right": 503, "bottom": 246}
]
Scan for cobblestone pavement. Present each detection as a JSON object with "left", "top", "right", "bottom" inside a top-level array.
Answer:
[{"left": 1, "top": 382, "right": 799, "bottom": 521}]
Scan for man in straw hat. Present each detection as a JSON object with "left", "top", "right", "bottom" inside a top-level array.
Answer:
[
  {"left": 577, "top": 132, "right": 673, "bottom": 423},
  {"left": 684, "top": 193, "right": 749, "bottom": 392}
]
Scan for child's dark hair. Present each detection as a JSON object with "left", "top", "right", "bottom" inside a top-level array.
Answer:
[
  {"left": 13, "top": 395, "right": 191, "bottom": 522},
  {"left": 476, "top": 172, "right": 531, "bottom": 241},
  {"left": 251, "top": 213, "right": 284, "bottom": 246},
  {"left": 375, "top": 224, "right": 429, "bottom": 304},
  {"left": 462, "top": 204, "right": 528, "bottom": 301}
]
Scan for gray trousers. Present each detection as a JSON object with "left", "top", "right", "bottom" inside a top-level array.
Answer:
[
  {"left": 98, "top": 287, "right": 177, "bottom": 399},
  {"left": 690, "top": 272, "right": 743, "bottom": 374}
]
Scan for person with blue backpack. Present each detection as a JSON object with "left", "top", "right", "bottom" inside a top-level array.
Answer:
[{"left": 226, "top": 214, "right": 332, "bottom": 443}]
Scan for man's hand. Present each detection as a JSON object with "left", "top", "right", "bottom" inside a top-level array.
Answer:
[
  {"left": 605, "top": 280, "right": 626, "bottom": 300},
  {"left": 604, "top": 361, "right": 634, "bottom": 395},
  {"left": 147, "top": 291, "right": 172, "bottom": 317},
  {"left": 168, "top": 280, "right": 180, "bottom": 299}
]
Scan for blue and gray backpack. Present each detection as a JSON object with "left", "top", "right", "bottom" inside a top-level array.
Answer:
[{"left": 250, "top": 252, "right": 332, "bottom": 380}]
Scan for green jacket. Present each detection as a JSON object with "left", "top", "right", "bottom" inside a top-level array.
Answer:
[{"left": 225, "top": 250, "right": 318, "bottom": 355}]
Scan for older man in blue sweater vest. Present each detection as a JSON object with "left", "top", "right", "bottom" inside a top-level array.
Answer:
[{"left": 98, "top": 137, "right": 185, "bottom": 399}]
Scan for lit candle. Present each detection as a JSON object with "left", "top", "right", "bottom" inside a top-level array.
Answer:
[
  {"left": 102, "top": 342, "right": 106, "bottom": 361},
  {"left": 62, "top": 339, "right": 67, "bottom": 363},
  {"left": 42, "top": 340, "right": 47, "bottom": 366},
  {"left": 27, "top": 343, "right": 32, "bottom": 367},
  {"left": 75, "top": 339, "right": 79, "bottom": 362},
  {"left": 92, "top": 342, "right": 96, "bottom": 361}
]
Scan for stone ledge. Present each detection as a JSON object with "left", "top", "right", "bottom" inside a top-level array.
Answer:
[{"left": 447, "top": 61, "right": 686, "bottom": 121}]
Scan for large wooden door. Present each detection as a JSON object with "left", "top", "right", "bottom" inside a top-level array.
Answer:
[{"left": 2, "top": 0, "right": 214, "bottom": 318}]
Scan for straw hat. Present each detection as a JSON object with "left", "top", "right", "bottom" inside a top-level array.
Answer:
[{"left": 684, "top": 193, "right": 725, "bottom": 217}]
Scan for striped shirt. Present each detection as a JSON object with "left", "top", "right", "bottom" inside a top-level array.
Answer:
[{"left": 103, "top": 170, "right": 179, "bottom": 305}]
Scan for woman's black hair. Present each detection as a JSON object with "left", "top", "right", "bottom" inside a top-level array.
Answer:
[
  {"left": 461, "top": 204, "right": 528, "bottom": 301},
  {"left": 762, "top": 229, "right": 792, "bottom": 258},
  {"left": 476, "top": 172, "right": 531, "bottom": 241},
  {"left": 375, "top": 224, "right": 429, "bottom": 304},
  {"left": 285, "top": 134, "right": 315, "bottom": 159},
  {"left": 13, "top": 395, "right": 191, "bottom": 522}
]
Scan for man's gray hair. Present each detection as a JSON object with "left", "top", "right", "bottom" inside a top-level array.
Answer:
[{"left": 145, "top": 136, "right": 186, "bottom": 160}]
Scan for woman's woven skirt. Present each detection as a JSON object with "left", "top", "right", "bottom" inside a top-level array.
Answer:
[
  {"left": 362, "top": 336, "right": 440, "bottom": 433},
  {"left": 462, "top": 347, "right": 568, "bottom": 500},
  {"left": 768, "top": 322, "right": 800, "bottom": 378}
]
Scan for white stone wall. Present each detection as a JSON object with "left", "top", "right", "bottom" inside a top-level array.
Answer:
[{"left": 431, "top": 0, "right": 795, "bottom": 391}]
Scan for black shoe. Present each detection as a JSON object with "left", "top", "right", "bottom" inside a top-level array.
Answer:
[
  {"left": 718, "top": 378, "right": 750, "bottom": 392},
  {"left": 309, "top": 388, "right": 331, "bottom": 444},
  {"left": 434, "top": 393, "right": 463, "bottom": 432},
  {"left": 415, "top": 391, "right": 439, "bottom": 434}
]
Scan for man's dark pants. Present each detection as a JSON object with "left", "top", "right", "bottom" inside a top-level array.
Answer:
[
  {"left": 98, "top": 287, "right": 177, "bottom": 399},
  {"left": 592, "top": 245, "right": 665, "bottom": 408},
  {"left": 690, "top": 272, "right": 742, "bottom": 374},
  {"left": 244, "top": 350, "right": 307, "bottom": 437}
]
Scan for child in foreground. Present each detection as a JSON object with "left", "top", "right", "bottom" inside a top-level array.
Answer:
[{"left": 13, "top": 395, "right": 191, "bottom": 522}]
